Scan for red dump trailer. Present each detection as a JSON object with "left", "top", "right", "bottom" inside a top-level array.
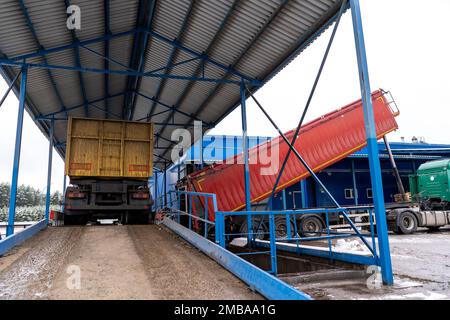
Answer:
[{"left": 186, "top": 90, "right": 399, "bottom": 220}]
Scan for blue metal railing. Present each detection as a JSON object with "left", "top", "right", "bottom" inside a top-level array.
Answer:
[
  {"left": 215, "top": 206, "right": 378, "bottom": 276},
  {"left": 163, "top": 190, "right": 379, "bottom": 277},
  {"left": 163, "top": 190, "right": 217, "bottom": 239}
]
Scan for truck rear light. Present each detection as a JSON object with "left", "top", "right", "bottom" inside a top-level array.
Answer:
[
  {"left": 132, "top": 192, "right": 149, "bottom": 199},
  {"left": 67, "top": 192, "right": 86, "bottom": 199}
]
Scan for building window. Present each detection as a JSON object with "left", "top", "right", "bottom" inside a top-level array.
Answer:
[
  {"left": 367, "top": 188, "right": 373, "bottom": 199},
  {"left": 344, "top": 189, "right": 354, "bottom": 199}
]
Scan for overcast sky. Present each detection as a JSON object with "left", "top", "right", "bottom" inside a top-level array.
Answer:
[{"left": 0, "top": 0, "right": 449, "bottom": 192}]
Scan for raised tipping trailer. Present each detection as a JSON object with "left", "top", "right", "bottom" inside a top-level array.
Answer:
[{"left": 182, "top": 90, "right": 399, "bottom": 233}]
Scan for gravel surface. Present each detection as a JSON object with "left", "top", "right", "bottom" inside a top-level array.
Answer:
[
  {"left": 0, "top": 224, "right": 261, "bottom": 300},
  {"left": 0, "top": 227, "right": 83, "bottom": 299},
  {"left": 3, "top": 223, "right": 448, "bottom": 300}
]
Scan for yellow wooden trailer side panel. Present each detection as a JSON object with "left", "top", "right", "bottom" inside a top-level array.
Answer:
[{"left": 65, "top": 117, "right": 153, "bottom": 179}]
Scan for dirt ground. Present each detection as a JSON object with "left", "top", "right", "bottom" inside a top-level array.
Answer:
[
  {"left": 2, "top": 223, "right": 449, "bottom": 300},
  {"left": 0, "top": 224, "right": 261, "bottom": 300}
]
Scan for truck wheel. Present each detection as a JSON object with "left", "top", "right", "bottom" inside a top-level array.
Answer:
[
  {"left": 298, "top": 216, "right": 324, "bottom": 237},
  {"left": 138, "top": 212, "right": 150, "bottom": 224},
  {"left": 239, "top": 218, "right": 268, "bottom": 240},
  {"left": 64, "top": 214, "right": 87, "bottom": 226},
  {"left": 397, "top": 211, "right": 418, "bottom": 234},
  {"left": 274, "top": 216, "right": 295, "bottom": 239},
  {"left": 126, "top": 212, "right": 150, "bottom": 225},
  {"left": 199, "top": 222, "right": 215, "bottom": 241},
  {"left": 64, "top": 215, "right": 75, "bottom": 226}
]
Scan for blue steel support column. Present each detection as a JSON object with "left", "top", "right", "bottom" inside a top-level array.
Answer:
[
  {"left": 188, "top": 196, "right": 192, "bottom": 230},
  {"left": 177, "top": 196, "right": 181, "bottom": 223},
  {"left": 351, "top": 159, "right": 359, "bottom": 205},
  {"left": 44, "top": 118, "right": 55, "bottom": 223},
  {"left": 61, "top": 173, "right": 67, "bottom": 212},
  {"left": 200, "top": 133, "right": 204, "bottom": 170},
  {"left": 300, "top": 180, "right": 308, "bottom": 208},
  {"left": 282, "top": 190, "right": 287, "bottom": 210},
  {"left": 269, "top": 213, "right": 278, "bottom": 275},
  {"left": 195, "top": 121, "right": 204, "bottom": 170},
  {"left": 7, "top": 65, "right": 28, "bottom": 237},
  {"left": 154, "top": 171, "right": 158, "bottom": 211},
  {"left": 350, "top": 0, "right": 393, "bottom": 285},
  {"left": 163, "top": 163, "right": 167, "bottom": 207},
  {"left": 214, "top": 211, "right": 220, "bottom": 245},
  {"left": 282, "top": 189, "right": 291, "bottom": 238},
  {"left": 240, "top": 82, "right": 252, "bottom": 243},
  {"left": 204, "top": 198, "right": 209, "bottom": 238}
]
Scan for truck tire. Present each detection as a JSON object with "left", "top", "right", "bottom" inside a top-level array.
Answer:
[
  {"left": 64, "top": 214, "right": 88, "bottom": 226},
  {"left": 274, "top": 216, "right": 296, "bottom": 239},
  {"left": 137, "top": 211, "right": 150, "bottom": 224},
  {"left": 396, "top": 211, "right": 418, "bottom": 235},
  {"left": 126, "top": 212, "right": 150, "bottom": 225},
  {"left": 239, "top": 218, "right": 268, "bottom": 240},
  {"left": 298, "top": 215, "right": 324, "bottom": 237},
  {"left": 63, "top": 215, "right": 76, "bottom": 226},
  {"left": 199, "top": 221, "right": 215, "bottom": 241}
]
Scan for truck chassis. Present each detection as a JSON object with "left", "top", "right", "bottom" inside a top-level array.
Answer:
[{"left": 64, "top": 179, "right": 153, "bottom": 225}]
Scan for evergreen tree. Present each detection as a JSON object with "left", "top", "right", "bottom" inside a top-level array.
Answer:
[
  {"left": 0, "top": 182, "right": 63, "bottom": 208},
  {"left": 0, "top": 182, "right": 10, "bottom": 207},
  {"left": 51, "top": 190, "right": 62, "bottom": 205}
]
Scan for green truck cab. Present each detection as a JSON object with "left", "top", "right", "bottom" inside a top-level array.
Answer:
[
  {"left": 386, "top": 159, "right": 450, "bottom": 235},
  {"left": 409, "top": 159, "right": 450, "bottom": 209}
]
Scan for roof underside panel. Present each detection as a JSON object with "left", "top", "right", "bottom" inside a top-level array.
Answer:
[{"left": 0, "top": 0, "right": 343, "bottom": 167}]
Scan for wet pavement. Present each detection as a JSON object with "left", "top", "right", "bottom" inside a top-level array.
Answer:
[
  {"left": 289, "top": 227, "right": 450, "bottom": 300},
  {"left": 389, "top": 228, "right": 450, "bottom": 284}
]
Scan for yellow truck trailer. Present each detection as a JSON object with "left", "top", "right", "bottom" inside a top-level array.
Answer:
[{"left": 63, "top": 117, "right": 154, "bottom": 225}]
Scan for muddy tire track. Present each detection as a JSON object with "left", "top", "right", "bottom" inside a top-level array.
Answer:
[{"left": 127, "top": 224, "right": 261, "bottom": 300}]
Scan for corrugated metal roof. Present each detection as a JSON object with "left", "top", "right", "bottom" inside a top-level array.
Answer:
[{"left": 0, "top": 0, "right": 345, "bottom": 168}]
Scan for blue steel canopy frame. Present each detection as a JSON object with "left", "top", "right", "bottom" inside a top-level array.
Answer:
[
  {"left": 0, "top": 0, "right": 393, "bottom": 287},
  {"left": 44, "top": 117, "right": 55, "bottom": 224},
  {"left": 6, "top": 64, "right": 27, "bottom": 237},
  {"left": 124, "top": 0, "right": 157, "bottom": 120},
  {"left": 1, "top": 0, "right": 341, "bottom": 162}
]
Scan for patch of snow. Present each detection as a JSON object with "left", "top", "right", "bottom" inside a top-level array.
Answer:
[
  {"left": 393, "top": 277, "right": 423, "bottom": 289},
  {"left": 230, "top": 237, "right": 248, "bottom": 247},
  {"left": 332, "top": 239, "right": 371, "bottom": 254},
  {"left": 253, "top": 239, "right": 373, "bottom": 256},
  {"left": 405, "top": 292, "right": 447, "bottom": 300},
  {"left": 383, "top": 291, "right": 447, "bottom": 300},
  {"left": 390, "top": 254, "right": 423, "bottom": 260},
  {"left": 388, "top": 238, "right": 434, "bottom": 244}
]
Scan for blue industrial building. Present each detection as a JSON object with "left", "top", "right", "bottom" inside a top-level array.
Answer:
[
  {"left": 153, "top": 136, "right": 450, "bottom": 211},
  {"left": 152, "top": 135, "right": 271, "bottom": 208}
]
